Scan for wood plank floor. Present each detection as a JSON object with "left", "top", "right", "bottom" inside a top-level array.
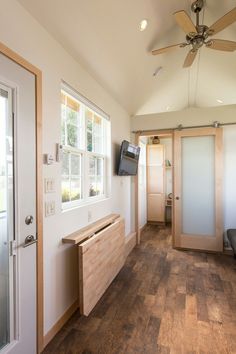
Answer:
[{"left": 43, "top": 225, "right": 236, "bottom": 354}]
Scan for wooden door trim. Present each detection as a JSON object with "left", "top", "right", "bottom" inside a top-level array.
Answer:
[
  {"left": 0, "top": 42, "right": 43, "bottom": 353},
  {"left": 173, "top": 127, "right": 223, "bottom": 252},
  {"left": 135, "top": 132, "right": 141, "bottom": 244}
]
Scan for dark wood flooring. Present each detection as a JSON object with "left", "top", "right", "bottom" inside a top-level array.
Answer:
[{"left": 43, "top": 225, "right": 236, "bottom": 354}]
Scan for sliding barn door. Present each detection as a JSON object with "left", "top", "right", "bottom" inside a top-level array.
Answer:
[{"left": 173, "top": 128, "right": 223, "bottom": 252}]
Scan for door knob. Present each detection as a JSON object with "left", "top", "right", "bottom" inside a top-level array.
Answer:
[
  {"left": 23, "top": 235, "right": 37, "bottom": 248},
  {"left": 25, "top": 215, "right": 34, "bottom": 225}
]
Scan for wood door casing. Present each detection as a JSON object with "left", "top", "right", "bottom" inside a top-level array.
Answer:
[{"left": 173, "top": 128, "right": 223, "bottom": 252}]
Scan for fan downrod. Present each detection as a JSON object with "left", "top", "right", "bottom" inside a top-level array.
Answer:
[{"left": 191, "top": 0, "right": 204, "bottom": 14}]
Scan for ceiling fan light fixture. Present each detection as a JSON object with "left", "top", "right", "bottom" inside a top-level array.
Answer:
[
  {"left": 139, "top": 19, "right": 148, "bottom": 31},
  {"left": 151, "top": 3, "right": 236, "bottom": 68}
]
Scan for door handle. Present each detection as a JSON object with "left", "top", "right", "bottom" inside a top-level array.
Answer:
[
  {"left": 175, "top": 196, "right": 180, "bottom": 200},
  {"left": 23, "top": 235, "right": 37, "bottom": 248},
  {"left": 25, "top": 215, "right": 34, "bottom": 225}
]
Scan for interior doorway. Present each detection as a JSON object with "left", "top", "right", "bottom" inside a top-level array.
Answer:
[
  {"left": 137, "top": 131, "right": 173, "bottom": 243},
  {"left": 136, "top": 127, "right": 223, "bottom": 253}
]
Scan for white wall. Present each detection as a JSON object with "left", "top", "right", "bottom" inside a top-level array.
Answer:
[
  {"left": 132, "top": 108, "right": 236, "bottom": 231},
  {"left": 132, "top": 105, "right": 236, "bottom": 131},
  {"left": 0, "top": 0, "right": 132, "bottom": 335},
  {"left": 223, "top": 126, "right": 236, "bottom": 230}
]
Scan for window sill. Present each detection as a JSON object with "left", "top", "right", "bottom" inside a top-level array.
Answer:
[{"left": 61, "top": 195, "right": 111, "bottom": 213}]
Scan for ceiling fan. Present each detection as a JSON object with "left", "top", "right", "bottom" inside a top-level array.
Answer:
[{"left": 152, "top": 0, "right": 236, "bottom": 68}]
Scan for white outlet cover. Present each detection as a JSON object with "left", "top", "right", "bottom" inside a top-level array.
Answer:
[{"left": 45, "top": 201, "right": 55, "bottom": 217}]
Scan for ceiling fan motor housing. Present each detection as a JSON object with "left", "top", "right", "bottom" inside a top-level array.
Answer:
[{"left": 186, "top": 24, "right": 209, "bottom": 49}]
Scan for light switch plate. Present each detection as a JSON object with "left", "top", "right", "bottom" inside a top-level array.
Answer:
[
  {"left": 44, "top": 178, "right": 55, "bottom": 193},
  {"left": 45, "top": 201, "right": 55, "bottom": 217},
  {"left": 44, "top": 154, "right": 54, "bottom": 165}
]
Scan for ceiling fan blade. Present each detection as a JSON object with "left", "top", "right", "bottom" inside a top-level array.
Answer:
[
  {"left": 183, "top": 50, "right": 198, "bottom": 68},
  {"left": 206, "top": 39, "right": 236, "bottom": 51},
  {"left": 152, "top": 43, "right": 186, "bottom": 55},
  {"left": 174, "top": 10, "right": 197, "bottom": 34},
  {"left": 208, "top": 7, "right": 236, "bottom": 35}
]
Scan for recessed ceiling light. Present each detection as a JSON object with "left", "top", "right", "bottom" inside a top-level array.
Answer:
[
  {"left": 217, "top": 99, "right": 223, "bottom": 104},
  {"left": 139, "top": 19, "right": 148, "bottom": 31}
]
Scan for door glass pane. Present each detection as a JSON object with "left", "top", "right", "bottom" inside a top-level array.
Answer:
[
  {"left": 181, "top": 136, "right": 215, "bottom": 236},
  {"left": 0, "top": 87, "right": 12, "bottom": 349}
]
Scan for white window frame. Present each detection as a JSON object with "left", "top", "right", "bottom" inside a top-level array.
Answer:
[{"left": 61, "top": 82, "right": 110, "bottom": 210}]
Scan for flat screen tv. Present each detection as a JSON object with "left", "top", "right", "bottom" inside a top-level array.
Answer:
[{"left": 117, "top": 140, "right": 140, "bottom": 176}]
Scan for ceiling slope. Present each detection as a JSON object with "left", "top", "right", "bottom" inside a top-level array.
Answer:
[{"left": 17, "top": 0, "right": 236, "bottom": 115}]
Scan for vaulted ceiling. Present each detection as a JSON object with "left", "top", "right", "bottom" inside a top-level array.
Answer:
[{"left": 17, "top": 0, "right": 236, "bottom": 116}]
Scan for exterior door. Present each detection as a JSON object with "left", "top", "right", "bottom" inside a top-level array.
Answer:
[
  {"left": 0, "top": 53, "right": 37, "bottom": 353},
  {"left": 173, "top": 128, "right": 223, "bottom": 252}
]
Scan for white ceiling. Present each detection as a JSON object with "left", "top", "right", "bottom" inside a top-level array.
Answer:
[{"left": 17, "top": 0, "right": 236, "bottom": 115}]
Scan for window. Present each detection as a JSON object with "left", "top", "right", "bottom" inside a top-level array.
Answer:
[
  {"left": 62, "top": 151, "right": 82, "bottom": 203},
  {"left": 61, "top": 84, "right": 110, "bottom": 209},
  {"left": 89, "top": 156, "right": 104, "bottom": 197}
]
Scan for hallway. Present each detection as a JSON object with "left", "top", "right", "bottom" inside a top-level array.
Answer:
[{"left": 44, "top": 225, "right": 236, "bottom": 354}]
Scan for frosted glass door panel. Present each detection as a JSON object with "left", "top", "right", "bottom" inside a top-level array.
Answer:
[{"left": 181, "top": 136, "right": 215, "bottom": 236}]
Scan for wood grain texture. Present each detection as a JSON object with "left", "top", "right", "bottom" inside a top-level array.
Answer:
[
  {"left": 62, "top": 213, "right": 120, "bottom": 244},
  {"left": 173, "top": 128, "right": 223, "bottom": 252},
  {"left": 79, "top": 217, "right": 125, "bottom": 316},
  {"left": 147, "top": 144, "right": 165, "bottom": 223},
  {"left": 43, "top": 225, "right": 236, "bottom": 354},
  {"left": 135, "top": 132, "right": 141, "bottom": 244}
]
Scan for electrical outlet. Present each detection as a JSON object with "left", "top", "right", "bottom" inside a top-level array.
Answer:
[
  {"left": 44, "top": 178, "right": 55, "bottom": 193},
  {"left": 88, "top": 211, "right": 92, "bottom": 222},
  {"left": 45, "top": 201, "right": 55, "bottom": 217}
]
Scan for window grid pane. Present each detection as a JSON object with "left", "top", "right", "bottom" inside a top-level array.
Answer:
[
  {"left": 62, "top": 91, "right": 83, "bottom": 150},
  {"left": 89, "top": 156, "right": 104, "bottom": 197},
  {"left": 86, "top": 110, "right": 104, "bottom": 154},
  {"left": 61, "top": 86, "right": 108, "bottom": 207},
  {"left": 61, "top": 152, "right": 82, "bottom": 203}
]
